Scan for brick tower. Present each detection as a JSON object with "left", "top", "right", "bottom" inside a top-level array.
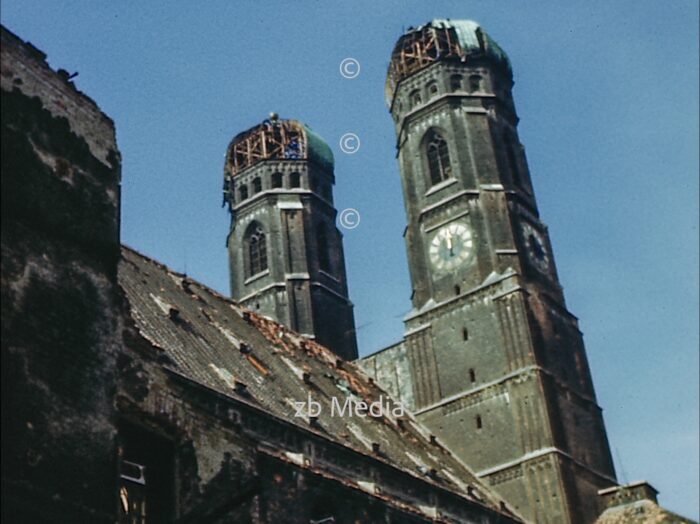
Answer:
[
  {"left": 223, "top": 115, "right": 358, "bottom": 360},
  {"left": 361, "top": 20, "right": 617, "bottom": 523}
]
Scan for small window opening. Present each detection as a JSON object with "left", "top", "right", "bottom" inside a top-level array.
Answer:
[
  {"left": 475, "top": 414, "right": 482, "bottom": 429},
  {"left": 411, "top": 90, "right": 422, "bottom": 107},
  {"left": 450, "top": 74, "right": 463, "bottom": 91},
  {"left": 290, "top": 172, "right": 301, "bottom": 188},
  {"left": 239, "top": 184, "right": 248, "bottom": 201},
  {"left": 462, "top": 327, "right": 469, "bottom": 341},
  {"left": 469, "top": 74, "right": 482, "bottom": 92},
  {"left": 272, "top": 172, "right": 283, "bottom": 188},
  {"left": 469, "top": 368, "right": 476, "bottom": 383},
  {"left": 252, "top": 177, "right": 262, "bottom": 194},
  {"left": 428, "top": 82, "right": 438, "bottom": 96},
  {"left": 454, "top": 284, "right": 461, "bottom": 295}
]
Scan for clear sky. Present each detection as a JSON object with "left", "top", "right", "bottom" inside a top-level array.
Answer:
[{"left": 2, "top": 0, "right": 698, "bottom": 518}]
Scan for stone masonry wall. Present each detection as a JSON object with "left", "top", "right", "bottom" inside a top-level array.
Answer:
[{"left": 1, "top": 26, "right": 122, "bottom": 522}]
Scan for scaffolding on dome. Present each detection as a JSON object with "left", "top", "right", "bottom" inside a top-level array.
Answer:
[
  {"left": 227, "top": 117, "right": 307, "bottom": 177},
  {"left": 386, "top": 25, "right": 462, "bottom": 101}
]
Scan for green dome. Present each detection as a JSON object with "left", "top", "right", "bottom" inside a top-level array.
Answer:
[
  {"left": 430, "top": 19, "right": 509, "bottom": 66},
  {"left": 386, "top": 19, "right": 511, "bottom": 105},
  {"left": 302, "top": 123, "right": 334, "bottom": 172}
]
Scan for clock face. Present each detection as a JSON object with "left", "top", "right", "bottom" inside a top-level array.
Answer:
[
  {"left": 521, "top": 222, "right": 550, "bottom": 273},
  {"left": 429, "top": 222, "right": 473, "bottom": 271}
]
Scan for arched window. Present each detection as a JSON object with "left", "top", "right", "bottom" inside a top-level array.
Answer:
[
  {"left": 252, "top": 177, "right": 262, "bottom": 194},
  {"left": 271, "top": 172, "right": 283, "bottom": 188},
  {"left": 410, "top": 90, "right": 422, "bottom": 108},
  {"left": 450, "top": 74, "right": 463, "bottom": 91},
  {"left": 428, "top": 82, "right": 438, "bottom": 97},
  {"left": 469, "top": 74, "right": 482, "bottom": 93},
  {"left": 239, "top": 184, "right": 248, "bottom": 202},
  {"left": 426, "top": 130, "right": 452, "bottom": 186},
  {"left": 246, "top": 225, "right": 267, "bottom": 277},
  {"left": 317, "top": 225, "right": 331, "bottom": 272},
  {"left": 290, "top": 172, "right": 301, "bottom": 188}
]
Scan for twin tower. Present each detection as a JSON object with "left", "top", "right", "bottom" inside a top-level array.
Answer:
[{"left": 223, "top": 20, "right": 617, "bottom": 524}]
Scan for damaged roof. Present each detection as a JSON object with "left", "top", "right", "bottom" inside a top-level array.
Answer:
[{"left": 118, "top": 245, "right": 520, "bottom": 520}]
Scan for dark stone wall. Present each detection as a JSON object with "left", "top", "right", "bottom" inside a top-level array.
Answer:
[{"left": 1, "top": 26, "right": 122, "bottom": 522}]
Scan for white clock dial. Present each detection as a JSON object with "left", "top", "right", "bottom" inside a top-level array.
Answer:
[
  {"left": 521, "top": 222, "right": 550, "bottom": 273},
  {"left": 429, "top": 222, "right": 473, "bottom": 271}
]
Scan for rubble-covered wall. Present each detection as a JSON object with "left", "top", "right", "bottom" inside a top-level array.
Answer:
[{"left": 1, "top": 26, "right": 122, "bottom": 522}]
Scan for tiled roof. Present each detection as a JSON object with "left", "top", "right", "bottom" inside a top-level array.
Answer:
[{"left": 118, "top": 245, "right": 520, "bottom": 519}]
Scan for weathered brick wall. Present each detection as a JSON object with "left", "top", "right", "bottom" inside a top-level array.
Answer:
[{"left": 1, "top": 26, "right": 122, "bottom": 522}]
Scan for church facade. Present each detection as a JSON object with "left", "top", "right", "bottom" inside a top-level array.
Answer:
[
  {"left": 219, "top": 20, "right": 622, "bottom": 524},
  {"left": 3, "top": 16, "right": 690, "bottom": 524}
]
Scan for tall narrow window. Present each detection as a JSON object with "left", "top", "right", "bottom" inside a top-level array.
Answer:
[
  {"left": 252, "top": 177, "right": 262, "bottom": 194},
  {"left": 317, "top": 225, "right": 331, "bottom": 272},
  {"left": 504, "top": 133, "right": 523, "bottom": 187},
  {"left": 462, "top": 327, "right": 469, "bottom": 341},
  {"left": 454, "top": 284, "right": 461, "bottom": 295},
  {"left": 428, "top": 82, "right": 438, "bottom": 97},
  {"left": 450, "top": 74, "right": 463, "bottom": 91},
  {"left": 239, "top": 184, "right": 248, "bottom": 202},
  {"left": 426, "top": 130, "right": 452, "bottom": 186},
  {"left": 290, "top": 172, "right": 301, "bottom": 188},
  {"left": 475, "top": 414, "right": 483, "bottom": 429},
  {"left": 271, "top": 172, "right": 283, "bottom": 188},
  {"left": 469, "top": 368, "right": 476, "bottom": 383},
  {"left": 247, "top": 226, "right": 267, "bottom": 276}
]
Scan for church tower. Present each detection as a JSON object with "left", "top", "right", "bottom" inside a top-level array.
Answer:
[
  {"left": 361, "top": 20, "right": 617, "bottom": 522},
  {"left": 223, "top": 115, "right": 358, "bottom": 360}
]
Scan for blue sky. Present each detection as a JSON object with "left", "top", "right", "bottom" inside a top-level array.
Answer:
[{"left": 3, "top": 0, "right": 698, "bottom": 518}]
